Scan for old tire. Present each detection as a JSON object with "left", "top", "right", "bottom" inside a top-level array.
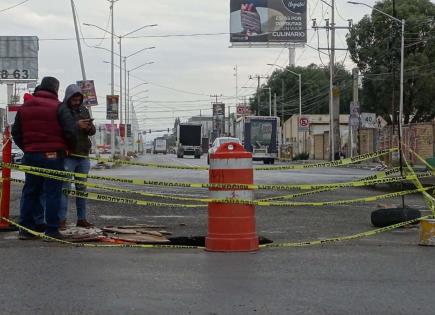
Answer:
[{"left": 371, "top": 208, "right": 421, "bottom": 228}]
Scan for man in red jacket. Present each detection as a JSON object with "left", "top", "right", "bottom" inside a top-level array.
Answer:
[{"left": 12, "top": 77, "right": 76, "bottom": 240}]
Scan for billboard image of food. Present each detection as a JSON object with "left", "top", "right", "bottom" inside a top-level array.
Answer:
[{"left": 230, "top": 0, "right": 307, "bottom": 44}]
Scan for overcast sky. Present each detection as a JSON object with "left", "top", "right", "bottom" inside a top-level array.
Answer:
[{"left": 0, "top": 0, "right": 380, "bottom": 134}]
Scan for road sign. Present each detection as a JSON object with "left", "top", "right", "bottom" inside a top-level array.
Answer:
[
  {"left": 298, "top": 116, "right": 310, "bottom": 132},
  {"left": 361, "top": 113, "right": 377, "bottom": 128}
]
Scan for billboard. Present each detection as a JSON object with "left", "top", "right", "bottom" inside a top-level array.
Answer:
[
  {"left": 77, "top": 80, "right": 98, "bottom": 106},
  {"left": 0, "top": 36, "right": 39, "bottom": 81},
  {"left": 230, "top": 0, "right": 307, "bottom": 44},
  {"left": 106, "top": 95, "right": 119, "bottom": 120},
  {"left": 212, "top": 103, "right": 226, "bottom": 138}
]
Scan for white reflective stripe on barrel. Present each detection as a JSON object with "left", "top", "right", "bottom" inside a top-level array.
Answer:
[
  {"left": 210, "top": 190, "right": 253, "bottom": 201},
  {"left": 210, "top": 158, "right": 252, "bottom": 170}
]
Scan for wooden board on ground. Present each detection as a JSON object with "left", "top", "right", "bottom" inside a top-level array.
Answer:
[
  {"left": 102, "top": 227, "right": 138, "bottom": 234},
  {"left": 108, "top": 233, "right": 170, "bottom": 244},
  {"left": 118, "top": 224, "right": 167, "bottom": 229}
]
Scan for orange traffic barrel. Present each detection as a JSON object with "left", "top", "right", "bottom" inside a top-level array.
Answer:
[
  {"left": 206, "top": 142, "right": 259, "bottom": 252},
  {"left": 419, "top": 219, "right": 435, "bottom": 246}
]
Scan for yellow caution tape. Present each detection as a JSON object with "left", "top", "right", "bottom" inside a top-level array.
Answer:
[
  {"left": 11, "top": 170, "right": 427, "bottom": 208},
  {"left": 20, "top": 169, "right": 214, "bottom": 203},
  {"left": 72, "top": 148, "right": 397, "bottom": 171},
  {"left": 7, "top": 161, "right": 428, "bottom": 192},
  {"left": 256, "top": 186, "right": 435, "bottom": 207},
  {"left": 0, "top": 217, "right": 202, "bottom": 249},
  {"left": 403, "top": 154, "right": 435, "bottom": 215},
  {"left": 258, "top": 167, "right": 401, "bottom": 201},
  {"left": 407, "top": 148, "right": 435, "bottom": 171},
  {"left": 73, "top": 154, "right": 209, "bottom": 171},
  {"left": 256, "top": 148, "right": 398, "bottom": 171},
  {"left": 3, "top": 214, "right": 432, "bottom": 250},
  {"left": 262, "top": 215, "right": 433, "bottom": 248},
  {"left": 64, "top": 189, "right": 206, "bottom": 208},
  {"left": 259, "top": 170, "right": 433, "bottom": 202}
]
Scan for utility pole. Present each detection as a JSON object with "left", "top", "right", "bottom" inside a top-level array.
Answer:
[
  {"left": 210, "top": 94, "right": 222, "bottom": 104},
  {"left": 249, "top": 74, "right": 268, "bottom": 116},
  {"left": 71, "top": 0, "right": 86, "bottom": 80},
  {"left": 313, "top": 1, "right": 351, "bottom": 160},
  {"left": 330, "top": 0, "right": 336, "bottom": 160},
  {"left": 109, "top": 0, "right": 117, "bottom": 158},
  {"left": 281, "top": 79, "right": 285, "bottom": 144},
  {"left": 234, "top": 65, "right": 239, "bottom": 105},
  {"left": 289, "top": 45, "right": 296, "bottom": 67},
  {"left": 71, "top": 0, "right": 99, "bottom": 157},
  {"left": 273, "top": 93, "right": 277, "bottom": 117},
  {"left": 349, "top": 68, "right": 359, "bottom": 158},
  {"left": 119, "top": 37, "right": 124, "bottom": 156}
]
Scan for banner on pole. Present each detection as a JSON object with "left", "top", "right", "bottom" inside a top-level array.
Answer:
[
  {"left": 106, "top": 95, "right": 119, "bottom": 120},
  {"left": 77, "top": 80, "right": 98, "bottom": 106}
]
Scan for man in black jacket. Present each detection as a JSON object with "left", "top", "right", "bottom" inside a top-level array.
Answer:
[{"left": 58, "top": 84, "right": 96, "bottom": 228}]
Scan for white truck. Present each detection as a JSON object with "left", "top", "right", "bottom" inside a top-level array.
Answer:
[
  {"left": 235, "top": 116, "right": 280, "bottom": 164},
  {"left": 153, "top": 138, "right": 167, "bottom": 154}
]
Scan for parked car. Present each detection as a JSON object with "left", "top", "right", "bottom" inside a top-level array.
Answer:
[
  {"left": 11, "top": 143, "right": 24, "bottom": 164},
  {"left": 207, "top": 137, "right": 241, "bottom": 164}
]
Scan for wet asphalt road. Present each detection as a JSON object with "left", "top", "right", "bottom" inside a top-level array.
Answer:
[{"left": 1, "top": 153, "right": 434, "bottom": 314}]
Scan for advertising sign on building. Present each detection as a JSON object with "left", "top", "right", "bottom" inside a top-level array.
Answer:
[
  {"left": 230, "top": 0, "right": 307, "bottom": 45},
  {"left": 0, "top": 36, "right": 39, "bottom": 81},
  {"left": 77, "top": 80, "right": 98, "bottom": 106},
  {"left": 106, "top": 95, "right": 119, "bottom": 120},
  {"left": 212, "top": 103, "right": 226, "bottom": 137}
]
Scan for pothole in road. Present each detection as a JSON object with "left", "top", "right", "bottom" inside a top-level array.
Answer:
[{"left": 168, "top": 236, "right": 273, "bottom": 247}]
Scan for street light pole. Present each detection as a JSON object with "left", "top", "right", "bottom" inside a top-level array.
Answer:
[
  {"left": 84, "top": 20, "right": 156, "bottom": 157},
  {"left": 110, "top": 0, "right": 116, "bottom": 158},
  {"left": 119, "top": 37, "right": 124, "bottom": 156}
]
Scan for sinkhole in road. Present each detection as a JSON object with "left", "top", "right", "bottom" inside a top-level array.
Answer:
[{"left": 168, "top": 236, "right": 274, "bottom": 247}]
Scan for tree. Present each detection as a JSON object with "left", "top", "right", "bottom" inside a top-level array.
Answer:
[
  {"left": 346, "top": 0, "right": 435, "bottom": 123},
  {"left": 249, "top": 64, "right": 352, "bottom": 122}
]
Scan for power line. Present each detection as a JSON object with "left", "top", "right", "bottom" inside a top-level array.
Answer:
[{"left": 0, "top": 0, "right": 31, "bottom": 13}]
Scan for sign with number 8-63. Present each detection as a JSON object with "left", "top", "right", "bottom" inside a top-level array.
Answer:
[{"left": 0, "top": 36, "right": 39, "bottom": 82}]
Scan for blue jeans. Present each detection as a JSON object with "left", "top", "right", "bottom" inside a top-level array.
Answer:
[
  {"left": 19, "top": 152, "right": 65, "bottom": 234},
  {"left": 59, "top": 157, "right": 90, "bottom": 221},
  {"left": 19, "top": 155, "right": 45, "bottom": 225}
]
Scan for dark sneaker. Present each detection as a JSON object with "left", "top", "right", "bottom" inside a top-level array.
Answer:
[
  {"left": 76, "top": 220, "right": 94, "bottom": 228},
  {"left": 35, "top": 224, "right": 47, "bottom": 233},
  {"left": 18, "top": 230, "right": 38, "bottom": 240}
]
